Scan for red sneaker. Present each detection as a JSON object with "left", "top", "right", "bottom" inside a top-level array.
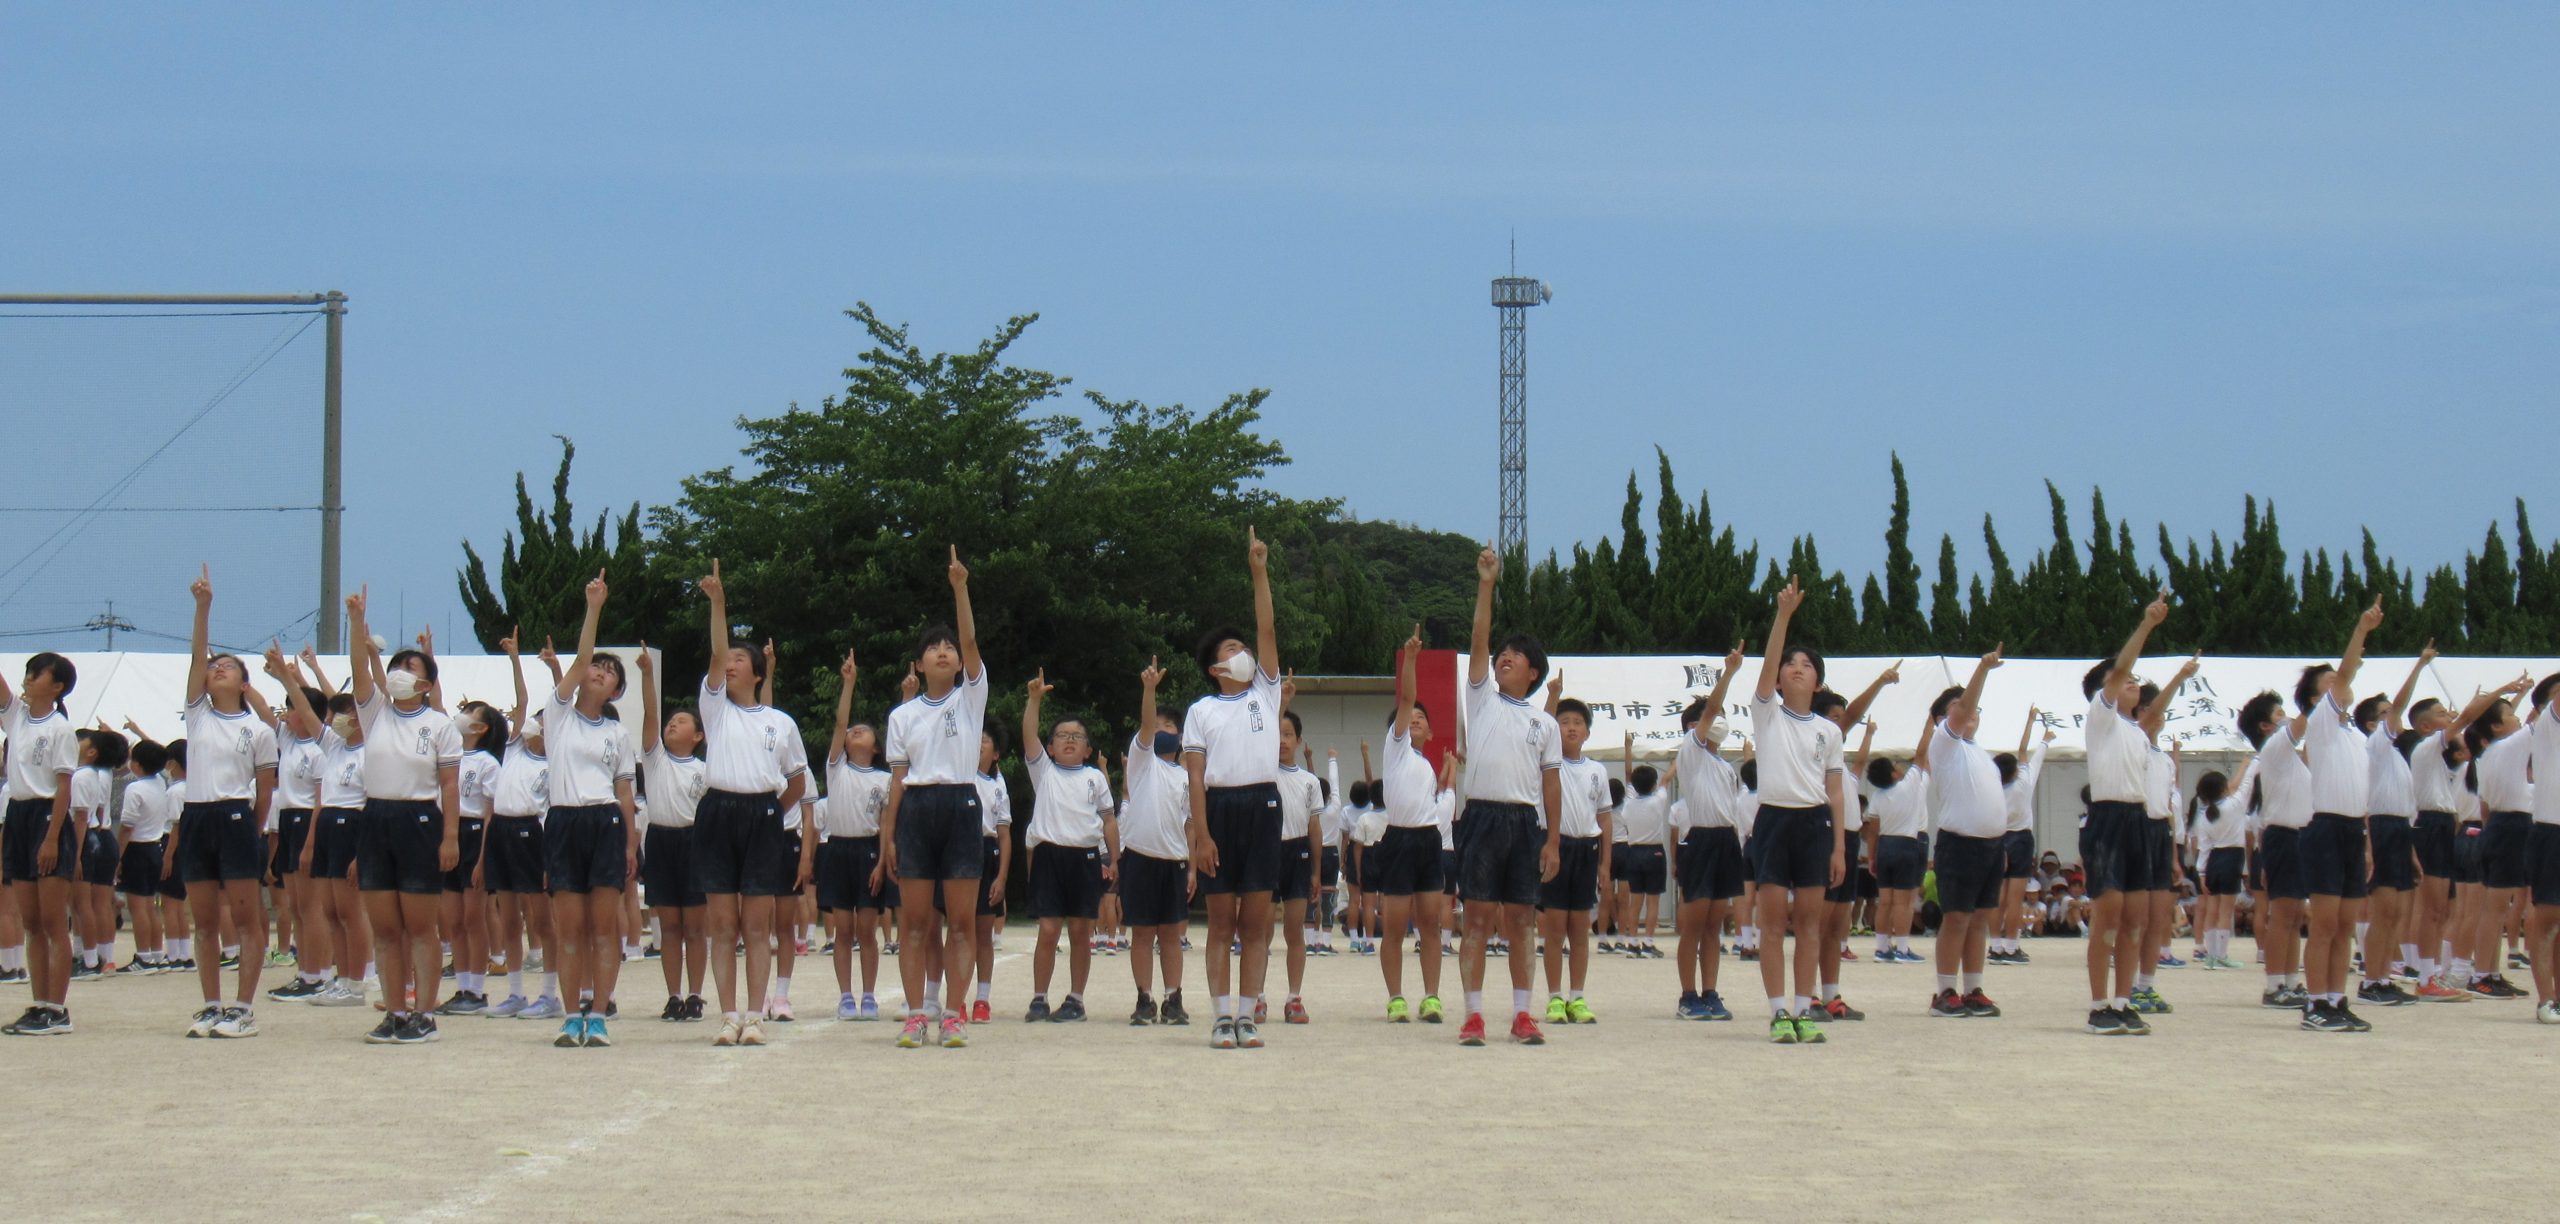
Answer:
[
  {"left": 1841, "top": 948, "right": 1860, "bottom": 962},
  {"left": 970, "top": 999, "right": 992, "bottom": 1024},
  {"left": 1509, "top": 1011, "right": 1546, "bottom": 1045},
  {"left": 1457, "top": 1012, "right": 1488, "bottom": 1046},
  {"left": 1254, "top": 996, "right": 1268, "bottom": 1024},
  {"left": 1283, "top": 997, "right": 1309, "bottom": 1024}
]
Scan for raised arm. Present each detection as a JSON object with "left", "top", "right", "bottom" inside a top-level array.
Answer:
[
  {"left": 1843, "top": 660, "right": 1901, "bottom": 728},
  {"left": 265, "top": 644, "right": 320, "bottom": 741},
  {"left": 1757, "top": 577, "right": 1802, "bottom": 702},
  {"left": 1695, "top": 643, "right": 1746, "bottom": 748},
  {"left": 561, "top": 570, "right": 606, "bottom": 703},
  {"left": 1249, "top": 527, "right": 1276, "bottom": 678},
  {"left": 186, "top": 564, "right": 213, "bottom": 705},
  {"left": 2107, "top": 590, "right": 2172, "bottom": 701},
  {"left": 416, "top": 625, "right": 444, "bottom": 711},
  {"left": 1023, "top": 669, "right": 1053, "bottom": 767},
  {"left": 759, "top": 639, "right": 776, "bottom": 708},
  {"left": 949, "top": 547, "right": 981, "bottom": 682},
  {"left": 1137, "top": 657, "right": 1163, "bottom": 754},
  {"left": 1468, "top": 542, "right": 1498, "bottom": 689},
  {"left": 1543, "top": 667, "right": 1563, "bottom": 717},
  {"left": 1959, "top": 645, "right": 2003, "bottom": 721},
  {"left": 502, "top": 628, "right": 530, "bottom": 736},
  {"left": 2018, "top": 706, "right": 2038, "bottom": 758},
  {"left": 2331, "top": 597, "right": 2383, "bottom": 707},
  {"left": 701, "top": 559, "right": 730, "bottom": 688},
  {"left": 2450, "top": 675, "right": 2534, "bottom": 740},
  {"left": 1852, "top": 719, "right": 1877, "bottom": 778},
  {"left": 2140, "top": 652, "right": 2201, "bottom": 738},
  {"left": 2387, "top": 639, "right": 2435, "bottom": 736},
  {"left": 1914, "top": 716, "right": 1939, "bottom": 773},
  {"left": 828, "top": 648, "right": 858, "bottom": 767},
  {"left": 637, "top": 641, "right": 661, "bottom": 754},
  {"left": 299, "top": 644, "right": 335, "bottom": 699},
  {"left": 346, "top": 586, "right": 375, "bottom": 706}
]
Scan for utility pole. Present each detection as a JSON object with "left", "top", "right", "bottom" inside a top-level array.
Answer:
[{"left": 85, "top": 600, "right": 135, "bottom": 650}]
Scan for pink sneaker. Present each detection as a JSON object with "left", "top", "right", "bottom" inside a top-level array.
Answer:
[{"left": 940, "top": 1016, "right": 968, "bottom": 1048}]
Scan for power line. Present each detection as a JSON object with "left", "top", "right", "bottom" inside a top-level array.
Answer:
[
  {"left": 0, "top": 505, "right": 323, "bottom": 514},
  {"left": 0, "top": 309, "right": 327, "bottom": 319}
]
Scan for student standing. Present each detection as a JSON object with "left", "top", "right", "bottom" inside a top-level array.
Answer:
[
  {"left": 1, "top": 653, "right": 82, "bottom": 1035},
  {"left": 543, "top": 572, "right": 644, "bottom": 1047},
  {"left": 1608, "top": 753, "right": 1669, "bottom": 958},
  {"left": 1374, "top": 629, "right": 1451, "bottom": 1024},
  {"left": 1116, "top": 660, "right": 1194, "bottom": 1026},
  {"left": 1447, "top": 546, "right": 1562, "bottom": 1048},
  {"left": 1182, "top": 528, "right": 1286, "bottom": 1050},
  {"left": 1922, "top": 648, "right": 2009, "bottom": 1019},
  {"left": 2355, "top": 649, "right": 2435, "bottom": 1005},
  {"left": 2521, "top": 675, "right": 2560, "bottom": 1021},
  {"left": 690, "top": 560, "right": 812, "bottom": 1046},
  {"left": 636, "top": 644, "right": 707, "bottom": 1022},
  {"left": 819, "top": 648, "right": 893, "bottom": 1021},
  {"left": 2296, "top": 600, "right": 2383, "bottom": 1033},
  {"left": 171, "top": 567, "right": 281, "bottom": 1037},
  {"left": 345, "top": 586, "right": 463, "bottom": 1043},
  {"left": 1272, "top": 700, "right": 1330, "bottom": 1023},
  {"left": 114, "top": 738, "right": 176, "bottom": 975},
  {"left": 878, "top": 549, "right": 990, "bottom": 1049},
  {"left": 1990, "top": 711, "right": 2052, "bottom": 965},
  {"left": 1538, "top": 691, "right": 1613, "bottom": 1025},
  {"left": 1021, "top": 670, "right": 1116, "bottom": 1023},
  {"left": 1751, "top": 578, "right": 1850, "bottom": 1045},
  {"left": 1670, "top": 650, "right": 1746, "bottom": 1021}
]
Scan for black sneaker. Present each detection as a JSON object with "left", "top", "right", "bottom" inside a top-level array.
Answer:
[
  {"left": 2300, "top": 1000, "right": 2351, "bottom": 1032},
  {"left": 396, "top": 1013, "right": 440, "bottom": 1044},
  {"left": 1159, "top": 989, "right": 1190, "bottom": 1025},
  {"left": 2356, "top": 981, "right": 2405, "bottom": 1008},
  {"left": 2118, "top": 1007, "right": 2150, "bottom": 1035},
  {"left": 1130, "top": 992, "right": 1158, "bottom": 1025},
  {"left": 267, "top": 977, "right": 325, "bottom": 1002},
  {"left": 2336, "top": 1002, "right": 2372, "bottom": 1032},
  {"left": 604, "top": 1001, "right": 618, "bottom": 1020},
  {"left": 441, "top": 961, "right": 458, "bottom": 980},
  {"left": 1052, "top": 996, "right": 1086, "bottom": 1022},
  {"left": 660, "top": 995, "right": 684, "bottom": 1022},
  {"left": 365, "top": 1014, "right": 405, "bottom": 1044},
  {"left": 219, "top": 954, "right": 241, "bottom": 969},
  {"left": 1024, "top": 997, "right": 1052, "bottom": 1023},
  {"left": 682, "top": 995, "right": 706, "bottom": 1021},
  {"left": 4, "top": 1005, "right": 52, "bottom": 1035},
  {"left": 1961, "top": 989, "right": 2002, "bottom": 1018},
  {"left": 2087, "top": 1007, "right": 2128, "bottom": 1035},
  {"left": 1929, "top": 989, "right": 1967, "bottom": 1018}
]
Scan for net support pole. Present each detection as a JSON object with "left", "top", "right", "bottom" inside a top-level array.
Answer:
[{"left": 319, "top": 291, "right": 346, "bottom": 651}]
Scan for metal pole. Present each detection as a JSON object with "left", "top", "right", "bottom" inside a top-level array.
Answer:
[
  {"left": 0, "top": 293, "right": 330, "bottom": 306},
  {"left": 319, "top": 291, "right": 345, "bottom": 651}
]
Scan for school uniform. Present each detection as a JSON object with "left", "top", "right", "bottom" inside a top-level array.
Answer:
[
  {"left": 176, "top": 695, "right": 279, "bottom": 884},
  {"left": 1024, "top": 748, "right": 1113, "bottom": 921},
  {"left": 692, "top": 677, "right": 809, "bottom": 897},
  {"left": 2244, "top": 724, "right": 2314, "bottom": 901},
  {"left": 638, "top": 743, "right": 703, "bottom": 908},
  {"left": 1315, "top": 767, "right": 1346, "bottom": 890},
  {"left": 73, "top": 766, "right": 119, "bottom": 888},
  {"left": 446, "top": 748, "right": 500, "bottom": 892},
  {"left": 1450, "top": 676, "right": 1562, "bottom": 908},
  {"left": 2301, "top": 694, "right": 2370, "bottom": 900},
  {"left": 968, "top": 769, "right": 1011, "bottom": 915},
  {"left": 1180, "top": 666, "right": 1285, "bottom": 896},
  {"left": 1925, "top": 720, "right": 2007, "bottom": 915},
  {"left": 1826, "top": 787, "right": 1870, "bottom": 905},
  {"left": 1117, "top": 739, "right": 1194, "bottom": 927},
  {"left": 2000, "top": 738, "right": 2046, "bottom": 880},
  {"left": 1672, "top": 727, "right": 1746, "bottom": 903},
  {"left": 2477, "top": 730, "right": 2533, "bottom": 891},
  {"left": 1276, "top": 762, "right": 1328, "bottom": 904},
  {"left": 1614, "top": 789, "right": 1670, "bottom": 896},
  {"left": 355, "top": 692, "right": 463, "bottom": 896},
  {"left": 2191, "top": 791, "right": 2249, "bottom": 898},
  {"left": 115, "top": 774, "right": 176, "bottom": 895},
  {"left": 1749, "top": 691, "right": 1846, "bottom": 890},
  {"left": 884, "top": 666, "right": 988, "bottom": 883},
  {"left": 309, "top": 730, "right": 367, "bottom": 883},
  {"left": 0, "top": 697, "right": 78, "bottom": 885},
  {"left": 484, "top": 745, "right": 550, "bottom": 895},
  {"left": 2451, "top": 786, "right": 2486, "bottom": 885},
  {"left": 271, "top": 733, "right": 323, "bottom": 879},
  {"left": 1370, "top": 725, "right": 1445, "bottom": 897},
  {"left": 2363, "top": 725, "right": 2419, "bottom": 893},
  {"left": 2080, "top": 689, "right": 2155, "bottom": 899},
  {"left": 2142, "top": 744, "right": 2180, "bottom": 884},
  {"left": 1870, "top": 772, "right": 1928, "bottom": 892},
  {"left": 543, "top": 692, "right": 637, "bottom": 894},
  {"left": 2407, "top": 730, "right": 2461, "bottom": 881},
  {"left": 2527, "top": 703, "right": 2560, "bottom": 906},
  {"left": 1537, "top": 755, "right": 1612, "bottom": 912},
  {"left": 815, "top": 757, "right": 893, "bottom": 912}
]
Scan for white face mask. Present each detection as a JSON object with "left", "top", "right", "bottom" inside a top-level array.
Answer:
[
  {"left": 386, "top": 670, "right": 424, "bottom": 701},
  {"left": 329, "top": 714, "right": 357, "bottom": 740},
  {"left": 1220, "top": 651, "right": 1257, "bottom": 684}
]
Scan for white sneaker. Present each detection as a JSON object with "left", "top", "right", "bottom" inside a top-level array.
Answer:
[
  {"left": 211, "top": 1007, "right": 260, "bottom": 1038},
  {"left": 311, "top": 981, "right": 369, "bottom": 1007},
  {"left": 2538, "top": 1001, "right": 2560, "bottom": 1025},
  {"left": 185, "top": 1006, "right": 223, "bottom": 1038}
]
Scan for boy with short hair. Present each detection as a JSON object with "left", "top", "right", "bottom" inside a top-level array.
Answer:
[
  {"left": 1021, "top": 670, "right": 1117, "bottom": 1023},
  {"left": 1537, "top": 691, "right": 1612, "bottom": 1024},
  {"left": 1922, "top": 648, "right": 2009, "bottom": 1019},
  {"left": 1670, "top": 648, "right": 1747, "bottom": 1021},
  {"left": 2295, "top": 599, "right": 2382, "bottom": 1032},
  {"left": 2078, "top": 592, "right": 2187, "bottom": 1035},
  {"left": 1118, "top": 662, "right": 1193, "bottom": 1025},
  {"left": 1272, "top": 697, "right": 1331, "bottom": 1024},
  {"left": 1183, "top": 528, "right": 1284, "bottom": 1050},
  {"left": 1447, "top": 546, "right": 1563, "bottom": 1048},
  {"left": 1990, "top": 710, "right": 2052, "bottom": 964}
]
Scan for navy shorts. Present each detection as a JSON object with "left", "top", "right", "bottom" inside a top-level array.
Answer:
[
  {"left": 177, "top": 800, "right": 264, "bottom": 885},
  {"left": 1277, "top": 836, "right": 1316, "bottom": 903},
  {"left": 2202, "top": 846, "right": 2244, "bottom": 897},
  {"left": 641, "top": 823, "right": 704, "bottom": 908},
  {"left": 892, "top": 783, "right": 984, "bottom": 883},
  {"left": 2482, "top": 811, "right": 2532, "bottom": 890},
  {"left": 2413, "top": 811, "right": 2456, "bottom": 879},
  {"left": 2080, "top": 800, "right": 2156, "bottom": 900},
  {"left": 1614, "top": 843, "right": 1667, "bottom": 895},
  {"left": 1201, "top": 783, "right": 1283, "bottom": 896},
  {"left": 357, "top": 798, "right": 445, "bottom": 895},
  {"left": 1934, "top": 832, "right": 2005, "bottom": 915},
  {"left": 1118, "top": 851, "right": 1191, "bottom": 927},
  {"left": 0, "top": 797, "right": 76, "bottom": 885},
  {"left": 2452, "top": 821, "right": 2484, "bottom": 885},
  {"left": 934, "top": 838, "right": 1006, "bottom": 916},
  {"left": 1754, "top": 804, "right": 1835, "bottom": 891},
  {"left": 1452, "top": 800, "right": 1541, "bottom": 907},
  {"left": 2528, "top": 824, "right": 2560, "bottom": 907},
  {"left": 1319, "top": 845, "right": 1341, "bottom": 888},
  {"left": 694, "top": 788, "right": 792, "bottom": 896},
  {"left": 1027, "top": 842, "right": 1107, "bottom": 920},
  {"left": 2260, "top": 824, "right": 2310, "bottom": 901},
  {"left": 271, "top": 808, "right": 313, "bottom": 879},
  {"left": 80, "top": 828, "right": 119, "bottom": 887},
  {"left": 1874, "top": 834, "right": 1925, "bottom": 891},
  {"left": 481, "top": 815, "right": 546, "bottom": 893},
  {"left": 1537, "top": 834, "right": 1602, "bottom": 912},
  {"left": 441, "top": 817, "right": 487, "bottom": 893},
  {"left": 2302, "top": 813, "right": 2369, "bottom": 900},
  {"left": 310, "top": 808, "right": 362, "bottom": 881},
  {"left": 2000, "top": 829, "right": 2036, "bottom": 880},
  {"left": 1823, "top": 832, "right": 1866, "bottom": 904},
  {"left": 1675, "top": 826, "right": 1744, "bottom": 904},
  {"left": 815, "top": 834, "right": 895, "bottom": 912},
  {"left": 2366, "top": 814, "right": 2417, "bottom": 892},
  {"left": 545, "top": 803, "right": 629, "bottom": 894},
  {"left": 1368, "top": 825, "right": 1443, "bottom": 897},
  {"left": 116, "top": 840, "right": 168, "bottom": 896}
]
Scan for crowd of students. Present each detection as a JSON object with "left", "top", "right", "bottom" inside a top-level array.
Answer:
[{"left": 5, "top": 546, "right": 2558, "bottom": 1048}]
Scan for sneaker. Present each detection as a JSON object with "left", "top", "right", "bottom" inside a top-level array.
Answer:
[
  {"left": 896, "top": 1015, "right": 928, "bottom": 1047},
  {"left": 1822, "top": 996, "right": 1864, "bottom": 1022},
  {"left": 2415, "top": 980, "right": 2471, "bottom": 1003},
  {"left": 766, "top": 997, "right": 795, "bottom": 1022},
  {"left": 2538, "top": 1001, "right": 2560, "bottom": 1025},
  {"left": 1457, "top": 1012, "right": 1488, "bottom": 1047},
  {"left": 210, "top": 1006, "right": 259, "bottom": 1038},
  {"left": 434, "top": 991, "right": 486, "bottom": 1016},
  {"left": 836, "top": 997, "right": 861, "bottom": 1022},
  {"left": 1253, "top": 996, "right": 1269, "bottom": 1025},
  {"left": 1545, "top": 996, "right": 1570, "bottom": 1023},
  {"left": 1510, "top": 1011, "right": 1546, "bottom": 1045},
  {"left": 2118, "top": 1007, "right": 2151, "bottom": 1035},
  {"left": 1054, "top": 996, "right": 1087, "bottom": 1023},
  {"left": 520, "top": 996, "right": 566, "bottom": 1021},
  {"left": 1699, "top": 991, "right": 1733, "bottom": 1021},
  {"left": 2357, "top": 981, "right": 2413, "bottom": 1008},
  {"left": 585, "top": 1017, "right": 611, "bottom": 1047},
  {"left": 683, "top": 996, "right": 707, "bottom": 1021},
  {"left": 2335, "top": 1002, "right": 2371, "bottom": 1032},
  {"left": 1385, "top": 996, "right": 1412, "bottom": 1024},
  {"left": 662, "top": 995, "right": 686, "bottom": 1022},
  {"left": 2276, "top": 985, "right": 2311, "bottom": 1008},
  {"left": 1235, "top": 1017, "right": 1264, "bottom": 1048},
  {"left": 740, "top": 1017, "right": 766, "bottom": 1046},
  {"left": 2301, "top": 1000, "right": 2351, "bottom": 1032},
  {"left": 483, "top": 994, "right": 527, "bottom": 1019},
  {"left": 186, "top": 1005, "right": 224, "bottom": 1038},
  {"left": 1768, "top": 1013, "right": 1798, "bottom": 1044},
  {"left": 1159, "top": 990, "right": 1191, "bottom": 1025},
  {"left": 1791, "top": 1011, "right": 1827, "bottom": 1044},
  {"left": 2088, "top": 1007, "right": 2129, "bottom": 1036},
  {"left": 2470, "top": 975, "right": 2526, "bottom": 1000},
  {"left": 1676, "top": 991, "right": 1709, "bottom": 1020},
  {"left": 2131, "top": 987, "right": 2172, "bottom": 1014},
  {"left": 1736, "top": 947, "right": 1759, "bottom": 962},
  {"left": 1283, "top": 997, "right": 1308, "bottom": 1025},
  {"left": 715, "top": 1019, "right": 741, "bottom": 1047},
  {"left": 2009, "top": 949, "right": 2031, "bottom": 964},
  {"left": 1961, "top": 989, "right": 2001, "bottom": 1018},
  {"left": 1840, "top": 948, "right": 1859, "bottom": 962},
  {"left": 3, "top": 1005, "right": 67, "bottom": 1036},
  {"left": 267, "top": 977, "right": 325, "bottom": 1002},
  {"left": 2510, "top": 951, "right": 2531, "bottom": 970},
  {"left": 2156, "top": 954, "right": 2187, "bottom": 969},
  {"left": 970, "top": 999, "right": 992, "bottom": 1024},
  {"left": 1930, "top": 989, "right": 1967, "bottom": 1018},
  {"left": 1131, "top": 992, "right": 1158, "bottom": 1026},
  {"left": 365, "top": 1014, "right": 405, "bottom": 1044},
  {"left": 1211, "top": 1017, "right": 1238, "bottom": 1049},
  {"left": 70, "top": 963, "right": 99, "bottom": 981},
  {"left": 1987, "top": 948, "right": 2014, "bottom": 965},
  {"left": 1566, "top": 997, "right": 1596, "bottom": 1024},
  {"left": 857, "top": 997, "right": 879, "bottom": 1021},
  {"left": 1025, "top": 997, "right": 1052, "bottom": 1023},
  {"left": 555, "top": 1017, "right": 587, "bottom": 1048},
  {"left": 395, "top": 1014, "right": 439, "bottom": 1044},
  {"left": 1418, "top": 995, "right": 1445, "bottom": 1024}
]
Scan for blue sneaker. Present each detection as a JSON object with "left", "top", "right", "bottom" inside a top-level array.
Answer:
[
  {"left": 584, "top": 1015, "right": 611, "bottom": 1047},
  {"left": 554, "top": 1017, "right": 585, "bottom": 1048},
  {"left": 857, "top": 996, "right": 880, "bottom": 1021},
  {"left": 1699, "top": 991, "right": 1733, "bottom": 1021},
  {"left": 484, "top": 994, "right": 528, "bottom": 1019},
  {"left": 519, "top": 995, "right": 565, "bottom": 1021},
  {"left": 2156, "top": 954, "right": 2187, "bottom": 969},
  {"left": 837, "top": 997, "right": 861, "bottom": 1022},
  {"left": 1676, "top": 991, "right": 1710, "bottom": 1020}
]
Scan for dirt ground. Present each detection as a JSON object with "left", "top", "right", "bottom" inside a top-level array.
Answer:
[{"left": 6, "top": 925, "right": 2556, "bottom": 1223}]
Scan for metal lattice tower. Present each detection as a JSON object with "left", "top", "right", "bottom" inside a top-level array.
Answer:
[{"left": 1491, "top": 264, "right": 1551, "bottom": 556}]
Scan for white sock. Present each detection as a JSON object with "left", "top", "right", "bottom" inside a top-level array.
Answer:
[
  {"left": 508, "top": 970, "right": 524, "bottom": 997},
  {"left": 541, "top": 972, "right": 559, "bottom": 999},
  {"left": 1936, "top": 974, "right": 1957, "bottom": 991},
  {"left": 2400, "top": 943, "right": 2420, "bottom": 972},
  {"left": 1768, "top": 997, "right": 1789, "bottom": 1017},
  {"left": 1512, "top": 988, "right": 1531, "bottom": 1014},
  {"left": 2354, "top": 921, "right": 2369, "bottom": 944},
  {"left": 1961, "top": 971, "right": 1982, "bottom": 992},
  {"left": 774, "top": 976, "right": 791, "bottom": 999},
  {"left": 1820, "top": 984, "right": 1839, "bottom": 1002},
  {"left": 925, "top": 977, "right": 942, "bottom": 1004},
  {"left": 974, "top": 981, "right": 991, "bottom": 1003},
  {"left": 1464, "top": 990, "right": 1484, "bottom": 1016},
  {"left": 1875, "top": 934, "right": 1891, "bottom": 955}
]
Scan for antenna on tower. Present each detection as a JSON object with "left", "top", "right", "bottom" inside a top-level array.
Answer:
[{"left": 1490, "top": 252, "right": 1551, "bottom": 558}]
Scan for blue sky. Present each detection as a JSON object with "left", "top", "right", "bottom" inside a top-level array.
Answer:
[{"left": 5, "top": 4, "right": 2556, "bottom": 654}]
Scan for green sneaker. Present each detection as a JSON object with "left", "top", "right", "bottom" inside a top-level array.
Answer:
[
  {"left": 1385, "top": 996, "right": 1411, "bottom": 1023},
  {"left": 2143, "top": 988, "right": 2174, "bottom": 1014},
  {"left": 1544, "top": 996, "right": 1569, "bottom": 1023},
  {"left": 1418, "top": 995, "right": 1445, "bottom": 1024},
  {"left": 1792, "top": 1011, "right": 1827, "bottom": 1044},
  {"left": 1767, "top": 1014, "right": 1798, "bottom": 1044},
  {"left": 1566, "top": 997, "right": 1597, "bottom": 1025}
]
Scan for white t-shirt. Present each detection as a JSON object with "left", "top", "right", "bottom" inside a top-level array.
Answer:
[
  {"left": 1119, "top": 739, "right": 1190, "bottom": 861},
  {"left": 73, "top": 766, "right": 114, "bottom": 829},
  {"left": 1925, "top": 721, "right": 2005, "bottom": 840},
  {"left": 358, "top": 692, "right": 462, "bottom": 803},
  {"left": 1, "top": 697, "right": 75, "bottom": 801},
  {"left": 1380, "top": 727, "right": 1439, "bottom": 830},
  {"left": 2365, "top": 727, "right": 2415, "bottom": 819},
  {"left": 2142, "top": 745, "right": 2177, "bottom": 822},
  {"left": 2408, "top": 730, "right": 2461, "bottom": 815},
  {"left": 1553, "top": 757, "right": 1612, "bottom": 839},
  {"left": 785, "top": 792, "right": 810, "bottom": 834},
  {"left": 2304, "top": 694, "right": 2366, "bottom": 817},
  {"left": 2002, "top": 738, "right": 2047, "bottom": 833},
  {"left": 1316, "top": 762, "right": 1348, "bottom": 846},
  {"left": 884, "top": 667, "right": 989, "bottom": 787},
  {"left": 2247, "top": 723, "right": 2313, "bottom": 829},
  {"left": 119, "top": 774, "right": 175, "bottom": 841},
  {"left": 1459, "top": 676, "right": 1562, "bottom": 807},
  {"left": 491, "top": 746, "right": 549, "bottom": 818},
  {"left": 318, "top": 730, "right": 367, "bottom": 810},
  {"left": 821, "top": 758, "right": 890, "bottom": 839},
  {"left": 1873, "top": 773, "right": 1928, "bottom": 838},
  {"left": 1432, "top": 788, "right": 1457, "bottom": 851},
  {"left": 1667, "top": 796, "right": 1691, "bottom": 836},
  {"left": 1181, "top": 667, "right": 1283, "bottom": 789},
  {"left": 2532, "top": 705, "right": 2560, "bottom": 826},
  {"left": 696, "top": 678, "right": 807, "bottom": 796},
  {"left": 182, "top": 696, "right": 279, "bottom": 804},
  {"left": 1749, "top": 692, "right": 1844, "bottom": 810},
  {"left": 1676, "top": 726, "right": 1742, "bottom": 831},
  {"left": 1025, "top": 751, "right": 1111, "bottom": 849},
  {"left": 974, "top": 769, "right": 1012, "bottom": 837},
  {"left": 545, "top": 692, "right": 636, "bottom": 808},
  {"left": 1616, "top": 789, "right": 1670, "bottom": 844},
  {"left": 458, "top": 749, "right": 500, "bottom": 819},
  {"left": 2192, "top": 792, "right": 2249, "bottom": 854},
  {"left": 640, "top": 745, "right": 703, "bottom": 828},
  {"left": 1277, "top": 764, "right": 1325, "bottom": 840},
  {"left": 276, "top": 735, "right": 323, "bottom": 809},
  {"left": 2084, "top": 692, "right": 2148, "bottom": 805},
  {"left": 2478, "top": 730, "right": 2533, "bottom": 814}
]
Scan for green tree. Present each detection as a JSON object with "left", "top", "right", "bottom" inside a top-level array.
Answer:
[{"left": 457, "top": 437, "right": 673, "bottom": 651}]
